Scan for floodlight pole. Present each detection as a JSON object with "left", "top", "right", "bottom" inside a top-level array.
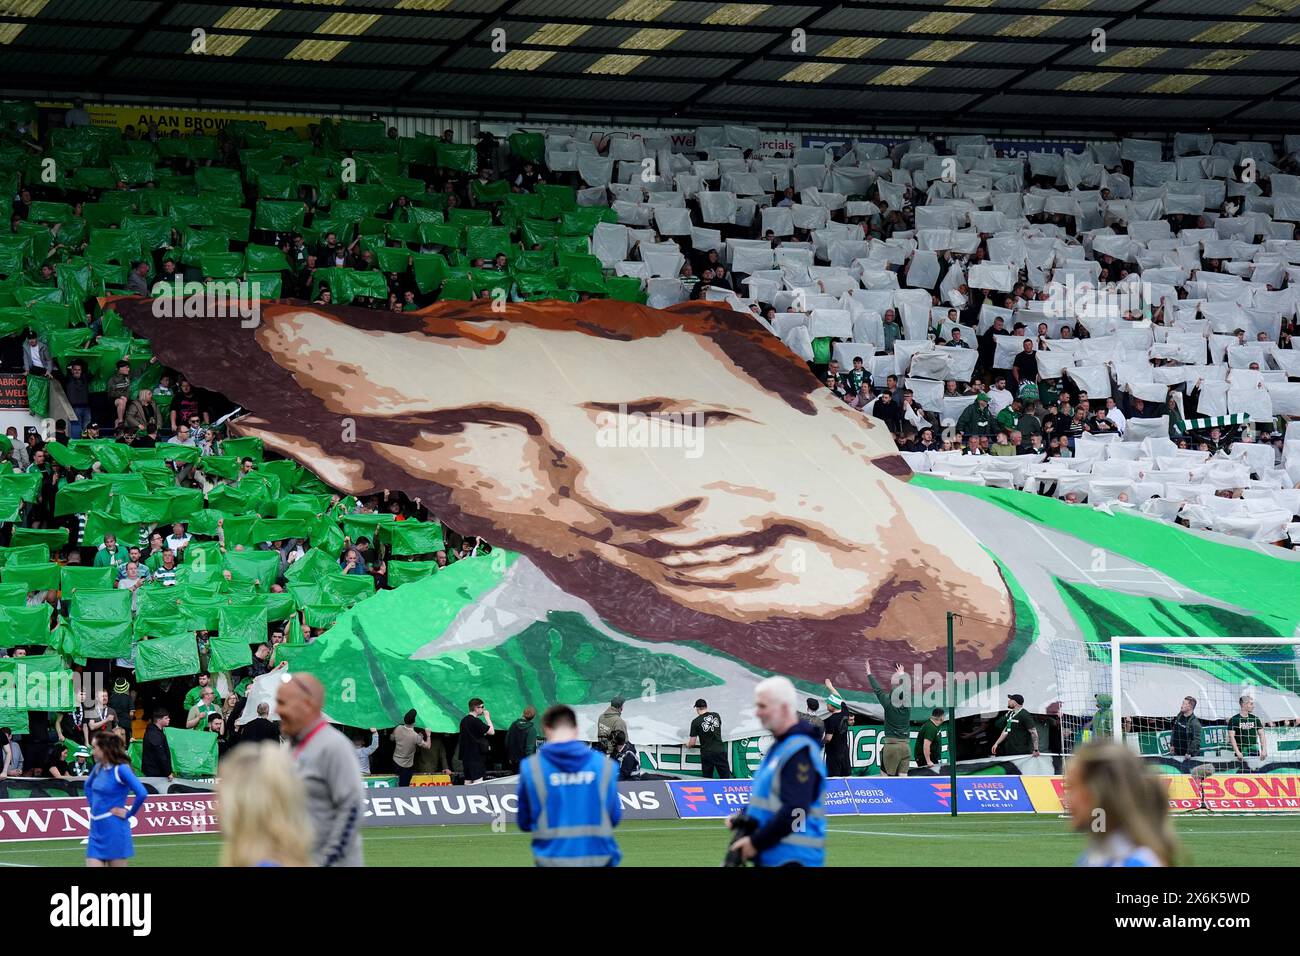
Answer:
[{"left": 948, "top": 611, "right": 958, "bottom": 817}]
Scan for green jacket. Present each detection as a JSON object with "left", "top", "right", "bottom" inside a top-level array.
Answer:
[
  {"left": 868, "top": 675, "right": 911, "bottom": 740},
  {"left": 957, "top": 401, "right": 995, "bottom": 437}
]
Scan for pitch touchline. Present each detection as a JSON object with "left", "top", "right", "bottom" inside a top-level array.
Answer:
[
  {"left": 0, "top": 824, "right": 736, "bottom": 855},
  {"left": 0, "top": 825, "right": 1290, "bottom": 859}
]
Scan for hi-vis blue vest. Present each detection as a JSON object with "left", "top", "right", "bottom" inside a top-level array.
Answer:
[
  {"left": 519, "top": 748, "right": 621, "bottom": 867},
  {"left": 746, "top": 732, "right": 827, "bottom": 867}
]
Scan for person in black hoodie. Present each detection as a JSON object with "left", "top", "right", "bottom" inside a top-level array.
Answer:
[
  {"left": 978, "top": 315, "right": 1010, "bottom": 374},
  {"left": 912, "top": 426, "right": 940, "bottom": 452},
  {"left": 142, "top": 708, "right": 172, "bottom": 779},
  {"left": 504, "top": 705, "right": 537, "bottom": 774},
  {"left": 872, "top": 389, "right": 902, "bottom": 434},
  {"left": 608, "top": 729, "right": 640, "bottom": 781}
]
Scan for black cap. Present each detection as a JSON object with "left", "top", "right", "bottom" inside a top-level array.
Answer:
[
  {"left": 1008, "top": 693, "right": 1025, "bottom": 706},
  {"left": 611, "top": 696, "right": 626, "bottom": 709},
  {"left": 693, "top": 698, "right": 707, "bottom": 709}
]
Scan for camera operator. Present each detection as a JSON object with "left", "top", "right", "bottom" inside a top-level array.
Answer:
[{"left": 606, "top": 729, "right": 640, "bottom": 781}]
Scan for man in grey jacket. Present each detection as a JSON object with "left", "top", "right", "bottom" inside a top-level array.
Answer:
[
  {"left": 596, "top": 696, "right": 628, "bottom": 751},
  {"left": 276, "top": 673, "right": 365, "bottom": 867},
  {"left": 22, "top": 331, "right": 53, "bottom": 376}
]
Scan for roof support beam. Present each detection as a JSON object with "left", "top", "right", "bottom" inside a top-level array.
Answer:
[
  {"left": 35, "top": 0, "right": 1300, "bottom": 28},
  {"left": 952, "top": 0, "right": 1166, "bottom": 119},
  {"left": 392, "top": 0, "right": 528, "bottom": 100},
  {"left": 5, "top": 12, "right": 1300, "bottom": 54},
  {"left": 102, "top": 0, "right": 185, "bottom": 77},
  {"left": 3, "top": 71, "right": 1296, "bottom": 132}
]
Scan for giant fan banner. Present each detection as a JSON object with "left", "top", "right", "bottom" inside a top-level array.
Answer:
[{"left": 117, "top": 298, "right": 1300, "bottom": 742}]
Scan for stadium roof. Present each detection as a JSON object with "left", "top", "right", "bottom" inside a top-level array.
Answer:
[{"left": 3, "top": 0, "right": 1300, "bottom": 133}]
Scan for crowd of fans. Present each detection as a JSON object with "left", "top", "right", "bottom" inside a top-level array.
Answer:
[{"left": 2, "top": 103, "right": 1299, "bottom": 784}]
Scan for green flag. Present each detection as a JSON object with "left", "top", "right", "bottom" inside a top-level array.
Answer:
[
  {"left": 81, "top": 511, "right": 141, "bottom": 548},
  {"left": 91, "top": 442, "right": 132, "bottom": 473},
  {"left": 321, "top": 571, "right": 374, "bottom": 605},
  {"left": 265, "top": 590, "right": 297, "bottom": 624},
  {"left": 222, "top": 549, "right": 278, "bottom": 590},
  {"left": 9, "top": 527, "right": 68, "bottom": 551},
  {"left": 198, "top": 456, "right": 241, "bottom": 481},
  {"left": 221, "top": 436, "right": 264, "bottom": 461},
  {"left": 61, "top": 565, "right": 114, "bottom": 593},
  {"left": 507, "top": 132, "right": 544, "bottom": 164},
  {"left": 382, "top": 520, "right": 445, "bottom": 556},
  {"left": 249, "top": 516, "right": 313, "bottom": 543},
  {"left": 115, "top": 492, "right": 173, "bottom": 523},
  {"left": 26, "top": 374, "right": 49, "bottom": 417},
  {"left": 243, "top": 243, "right": 290, "bottom": 273},
  {"left": 0, "top": 544, "right": 49, "bottom": 565},
  {"left": 0, "top": 472, "right": 41, "bottom": 503},
  {"left": 0, "top": 604, "right": 52, "bottom": 647},
  {"left": 44, "top": 442, "right": 95, "bottom": 471},
  {"left": 135, "top": 632, "right": 201, "bottom": 682},
  {"left": 1, "top": 561, "right": 60, "bottom": 591},
  {"left": 0, "top": 583, "right": 27, "bottom": 607},
  {"left": 207, "top": 635, "right": 254, "bottom": 672},
  {"left": 0, "top": 653, "right": 76, "bottom": 710},
  {"left": 340, "top": 513, "right": 394, "bottom": 542},
  {"left": 68, "top": 616, "right": 133, "bottom": 659},
  {"left": 54, "top": 479, "right": 113, "bottom": 517},
  {"left": 217, "top": 604, "right": 268, "bottom": 644},
  {"left": 70, "top": 588, "right": 132, "bottom": 623},
  {"left": 387, "top": 560, "right": 438, "bottom": 587},
  {"left": 287, "top": 611, "right": 304, "bottom": 645},
  {"left": 254, "top": 200, "right": 305, "bottom": 232},
  {"left": 163, "top": 726, "right": 218, "bottom": 778},
  {"left": 283, "top": 547, "right": 338, "bottom": 584}
]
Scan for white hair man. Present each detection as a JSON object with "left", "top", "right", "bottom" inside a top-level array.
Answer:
[{"left": 726, "top": 676, "right": 828, "bottom": 867}]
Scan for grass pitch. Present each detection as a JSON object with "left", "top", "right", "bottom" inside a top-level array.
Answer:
[{"left": 0, "top": 815, "right": 1295, "bottom": 867}]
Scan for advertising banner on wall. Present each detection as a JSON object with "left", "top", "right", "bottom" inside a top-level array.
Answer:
[
  {"left": 802, "top": 134, "right": 1089, "bottom": 159},
  {"left": 53, "top": 103, "right": 318, "bottom": 138},
  {"left": 666, "top": 776, "right": 1033, "bottom": 818},
  {"left": 640, "top": 725, "right": 951, "bottom": 779},
  {"left": 1024, "top": 774, "right": 1300, "bottom": 813},
  {"left": 0, "top": 782, "right": 680, "bottom": 842},
  {"left": 0, "top": 792, "right": 219, "bottom": 843},
  {"left": 0, "top": 372, "right": 28, "bottom": 410},
  {"left": 482, "top": 122, "right": 797, "bottom": 158}
]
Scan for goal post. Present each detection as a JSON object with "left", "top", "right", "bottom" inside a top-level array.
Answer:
[
  {"left": 1109, "top": 637, "right": 1300, "bottom": 749},
  {"left": 1050, "top": 635, "right": 1300, "bottom": 769}
]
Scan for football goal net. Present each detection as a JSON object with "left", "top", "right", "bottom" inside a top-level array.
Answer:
[{"left": 1048, "top": 636, "right": 1300, "bottom": 775}]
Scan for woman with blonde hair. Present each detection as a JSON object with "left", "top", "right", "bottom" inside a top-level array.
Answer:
[
  {"left": 218, "top": 743, "right": 313, "bottom": 867},
  {"left": 1066, "top": 741, "right": 1179, "bottom": 867}
]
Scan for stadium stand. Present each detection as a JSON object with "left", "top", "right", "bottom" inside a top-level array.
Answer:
[{"left": 0, "top": 95, "right": 1298, "bottom": 783}]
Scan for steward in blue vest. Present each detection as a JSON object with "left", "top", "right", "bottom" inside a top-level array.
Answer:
[
  {"left": 730, "top": 687, "right": 827, "bottom": 868},
  {"left": 516, "top": 704, "right": 623, "bottom": 867},
  {"left": 746, "top": 721, "right": 828, "bottom": 866}
]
